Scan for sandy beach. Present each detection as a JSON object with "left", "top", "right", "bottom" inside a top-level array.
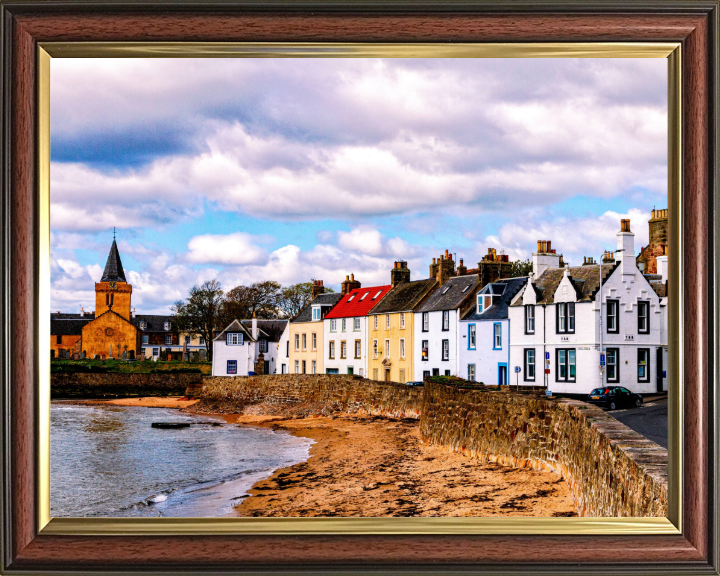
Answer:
[
  {"left": 72, "top": 396, "right": 200, "bottom": 409},
  {"left": 229, "top": 413, "right": 577, "bottom": 517},
  {"left": 75, "top": 397, "right": 577, "bottom": 517}
]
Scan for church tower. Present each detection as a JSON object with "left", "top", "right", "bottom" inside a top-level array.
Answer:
[{"left": 95, "top": 239, "right": 132, "bottom": 320}]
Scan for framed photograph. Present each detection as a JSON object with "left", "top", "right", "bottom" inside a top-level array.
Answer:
[{"left": 1, "top": 1, "right": 718, "bottom": 574}]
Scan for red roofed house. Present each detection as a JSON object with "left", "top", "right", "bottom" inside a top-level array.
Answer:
[{"left": 323, "top": 274, "right": 392, "bottom": 376}]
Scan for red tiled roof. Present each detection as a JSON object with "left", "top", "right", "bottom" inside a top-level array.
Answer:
[{"left": 324, "top": 285, "right": 392, "bottom": 319}]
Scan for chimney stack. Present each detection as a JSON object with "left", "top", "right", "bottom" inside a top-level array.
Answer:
[
  {"left": 341, "top": 274, "right": 361, "bottom": 295},
  {"left": 252, "top": 311, "right": 258, "bottom": 340},
  {"left": 311, "top": 279, "right": 325, "bottom": 300},
  {"left": 456, "top": 258, "right": 467, "bottom": 276},
  {"left": 532, "top": 240, "right": 561, "bottom": 277},
  {"left": 617, "top": 218, "right": 636, "bottom": 278},
  {"left": 391, "top": 261, "right": 411, "bottom": 287},
  {"left": 435, "top": 249, "right": 456, "bottom": 285}
]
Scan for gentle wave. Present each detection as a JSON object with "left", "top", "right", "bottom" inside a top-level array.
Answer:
[{"left": 51, "top": 403, "right": 312, "bottom": 517}]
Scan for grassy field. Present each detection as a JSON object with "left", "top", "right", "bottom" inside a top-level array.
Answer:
[{"left": 51, "top": 359, "right": 212, "bottom": 375}]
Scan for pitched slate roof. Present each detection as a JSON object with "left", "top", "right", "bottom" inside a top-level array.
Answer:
[
  {"left": 50, "top": 315, "right": 94, "bottom": 336},
  {"left": 240, "top": 319, "right": 287, "bottom": 342},
  {"left": 369, "top": 278, "right": 438, "bottom": 314},
  {"left": 463, "top": 277, "right": 526, "bottom": 321},
  {"left": 100, "top": 239, "right": 127, "bottom": 283},
  {"left": 417, "top": 274, "right": 481, "bottom": 313},
  {"left": 132, "top": 314, "right": 174, "bottom": 333},
  {"left": 291, "top": 293, "right": 343, "bottom": 324},
  {"left": 650, "top": 281, "right": 667, "bottom": 298},
  {"left": 510, "top": 263, "right": 620, "bottom": 307},
  {"left": 324, "top": 285, "right": 393, "bottom": 319}
]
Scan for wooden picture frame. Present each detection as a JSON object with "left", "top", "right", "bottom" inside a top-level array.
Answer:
[{"left": 1, "top": 1, "right": 718, "bottom": 573}]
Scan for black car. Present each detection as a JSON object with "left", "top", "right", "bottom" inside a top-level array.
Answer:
[
  {"left": 405, "top": 381, "right": 424, "bottom": 387},
  {"left": 587, "top": 386, "right": 643, "bottom": 410}
]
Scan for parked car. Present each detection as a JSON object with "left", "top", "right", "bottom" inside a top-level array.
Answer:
[
  {"left": 587, "top": 386, "right": 643, "bottom": 410},
  {"left": 405, "top": 381, "right": 424, "bottom": 387}
]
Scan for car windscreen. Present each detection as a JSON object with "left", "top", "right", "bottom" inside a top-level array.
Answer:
[{"left": 590, "top": 388, "right": 605, "bottom": 395}]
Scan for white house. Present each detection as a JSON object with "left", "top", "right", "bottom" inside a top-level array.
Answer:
[
  {"left": 508, "top": 221, "right": 667, "bottom": 395},
  {"left": 278, "top": 322, "right": 290, "bottom": 375},
  {"left": 459, "top": 277, "right": 526, "bottom": 386},
  {"left": 323, "top": 284, "right": 392, "bottom": 376},
  {"left": 211, "top": 317, "right": 287, "bottom": 376},
  {"left": 413, "top": 274, "right": 482, "bottom": 380}
]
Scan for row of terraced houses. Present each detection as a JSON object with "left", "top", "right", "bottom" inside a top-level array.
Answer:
[{"left": 213, "top": 212, "right": 669, "bottom": 395}]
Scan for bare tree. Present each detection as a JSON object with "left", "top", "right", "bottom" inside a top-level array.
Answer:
[{"left": 172, "top": 279, "right": 224, "bottom": 361}]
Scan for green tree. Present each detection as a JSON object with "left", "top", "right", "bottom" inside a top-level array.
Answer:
[
  {"left": 172, "top": 279, "right": 224, "bottom": 362},
  {"left": 219, "top": 281, "right": 282, "bottom": 327},
  {"left": 510, "top": 258, "right": 533, "bottom": 277},
  {"left": 277, "top": 282, "right": 335, "bottom": 318}
]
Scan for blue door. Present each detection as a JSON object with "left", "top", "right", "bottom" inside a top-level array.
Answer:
[{"left": 498, "top": 363, "right": 508, "bottom": 386}]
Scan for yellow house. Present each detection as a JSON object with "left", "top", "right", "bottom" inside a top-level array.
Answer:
[
  {"left": 287, "top": 292, "right": 342, "bottom": 374},
  {"left": 367, "top": 278, "right": 437, "bottom": 383}
]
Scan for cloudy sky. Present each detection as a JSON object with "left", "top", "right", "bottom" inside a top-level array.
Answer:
[{"left": 50, "top": 58, "right": 668, "bottom": 314}]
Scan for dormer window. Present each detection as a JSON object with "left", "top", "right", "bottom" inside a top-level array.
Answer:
[
  {"left": 139, "top": 321, "right": 147, "bottom": 330},
  {"left": 372, "top": 290, "right": 382, "bottom": 300},
  {"left": 226, "top": 333, "right": 243, "bottom": 345},
  {"left": 164, "top": 321, "right": 171, "bottom": 331},
  {"left": 312, "top": 307, "right": 321, "bottom": 321}
]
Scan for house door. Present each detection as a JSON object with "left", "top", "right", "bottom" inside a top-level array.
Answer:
[
  {"left": 656, "top": 347, "right": 663, "bottom": 392},
  {"left": 385, "top": 369, "right": 391, "bottom": 382},
  {"left": 498, "top": 364, "right": 508, "bottom": 386}
]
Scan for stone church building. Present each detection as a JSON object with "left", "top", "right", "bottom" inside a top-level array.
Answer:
[{"left": 51, "top": 239, "right": 179, "bottom": 360}]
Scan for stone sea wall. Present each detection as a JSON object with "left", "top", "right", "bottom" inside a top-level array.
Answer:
[
  {"left": 420, "top": 381, "right": 668, "bottom": 517},
  {"left": 197, "top": 374, "right": 423, "bottom": 418},
  {"left": 51, "top": 372, "right": 202, "bottom": 398}
]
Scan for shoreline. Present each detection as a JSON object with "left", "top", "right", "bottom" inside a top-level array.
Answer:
[{"left": 60, "top": 397, "right": 578, "bottom": 517}]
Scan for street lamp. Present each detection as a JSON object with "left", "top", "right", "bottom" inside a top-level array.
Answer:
[{"left": 598, "top": 248, "right": 623, "bottom": 382}]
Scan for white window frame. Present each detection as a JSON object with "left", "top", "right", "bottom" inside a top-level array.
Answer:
[
  {"left": 442, "top": 310, "right": 449, "bottom": 331},
  {"left": 165, "top": 334, "right": 172, "bottom": 345},
  {"left": 468, "top": 324, "right": 476, "bottom": 349},
  {"left": 340, "top": 340, "right": 347, "bottom": 359},
  {"left": 227, "top": 360, "right": 237, "bottom": 375},
  {"left": 342, "top": 318, "right": 347, "bottom": 332},
  {"left": 226, "top": 333, "right": 243, "bottom": 346},
  {"left": 442, "top": 339, "right": 449, "bottom": 361},
  {"left": 295, "top": 334, "right": 300, "bottom": 351},
  {"left": 330, "top": 319, "right": 337, "bottom": 332},
  {"left": 525, "top": 305, "right": 535, "bottom": 334},
  {"left": 385, "top": 314, "right": 391, "bottom": 329},
  {"left": 164, "top": 321, "right": 171, "bottom": 331},
  {"left": 373, "top": 315, "right": 378, "bottom": 330},
  {"left": 329, "top": 341, "right": 335, "bottom": 359},
  {"left": 422, "top": 312, "right": 429, "bottom": 332},
  {"left": 355, "top": 340, "right": 361, "bottom": 358},
  {"left": 295, "top": 360, "right": 299, "bottom": 374},
  {"left": 468, "top": 364, "right": 476, "bottom": 381},
  {"left": 302, "top": 333, "right": 307, "bottom": 351},
  {"left": 312, "top": 360, "right": 317, "bottom": 374},
  {"left": 354, "top": 318, "right": 361, "bottom": 331},
  {"left": 312, "top": 333, "right": 317, "bottom": 351},
  {"left": 400, "top": 312, "right": 405, "bottom": 329},
  {"left": 373, "top": 339, "right": 378, "bottom": 358},
  {"left": 385, "top": 339, "right": 391, "bottom": 358},
  {"left": 493, "top": 323, "right": 502, "bottom": 349},
  {"left": 525, "top": 349, "right": 535, "bottom": 381},
  {"left": 399, "top": 338, "right": 405, "bottom": 359}
]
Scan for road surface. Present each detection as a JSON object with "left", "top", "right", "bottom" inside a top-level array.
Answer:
[{"left": 608, "top": 398, "right": 668, "bottom": 449}]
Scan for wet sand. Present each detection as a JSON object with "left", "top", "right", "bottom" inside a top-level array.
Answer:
[
  {"left": 229, "top": 413, "right": 578, "bottom": 517},
  {"left": 72, "top": 396, "right": 199, "bottom": 409}
]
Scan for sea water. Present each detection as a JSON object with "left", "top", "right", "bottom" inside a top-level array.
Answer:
[{"left": 50, "top": 403, "right": 313, "bottom": 517}]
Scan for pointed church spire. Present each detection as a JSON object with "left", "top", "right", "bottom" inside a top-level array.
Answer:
[{"left": 101, "top": 238, "right": 127, "bottom": 282}]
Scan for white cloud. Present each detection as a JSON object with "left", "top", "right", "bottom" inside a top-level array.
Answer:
[
  {"left": 481, "top": 208, "right": 651, "bottom": 266},
  {"left": 186, "top": 232, "right": 268, "bottom": 265}
]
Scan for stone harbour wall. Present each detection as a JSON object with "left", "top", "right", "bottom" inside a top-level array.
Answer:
[
  {"left": 420, "top": 381, "right": 668, "bottom": 517},
  {"left": 51, "top": 372, "right": 203, "bottom": 398},
  {"left": 198, "top": 374, "right": 423, "bottom": 419}
]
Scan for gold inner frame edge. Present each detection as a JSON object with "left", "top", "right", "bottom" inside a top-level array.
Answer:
[{"left": 37, "top": 42, "right": 683, "bottom": 536}]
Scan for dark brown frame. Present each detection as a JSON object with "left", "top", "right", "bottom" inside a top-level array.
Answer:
[{"left": 1, "top": 2, "right": 718, "bottom": 573}]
